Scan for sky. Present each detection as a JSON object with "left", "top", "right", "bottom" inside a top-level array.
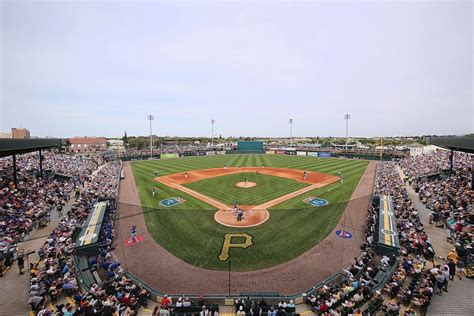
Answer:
[{"left": 0, "top": 1, "right": 472, "bottom": 138}]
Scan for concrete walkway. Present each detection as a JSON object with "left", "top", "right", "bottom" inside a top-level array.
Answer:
[{"left": 396, "top": 166, "right": 474, "bottom": 315}]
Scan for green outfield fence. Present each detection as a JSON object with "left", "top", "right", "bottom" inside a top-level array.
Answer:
[{"left": 120, "top": 149, "right": 404, "bottom": 161}]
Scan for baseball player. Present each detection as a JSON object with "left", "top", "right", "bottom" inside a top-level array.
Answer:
[
  {"left": 184, "top": 172, "right": 188, "bottom": 179},
  {"left": 237, "top": 209, "right": 244, "bottom": 221},
  {"left": 131, "top": 225, "right": 138, "bottom": 243}
]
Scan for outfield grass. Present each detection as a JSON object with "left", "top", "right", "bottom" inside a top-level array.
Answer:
[
  {"left": 185, "top": 172, "right": 309, "bottom": 205},
  {"left": 130, "top": 155, "right": 369, "bottom": 270}
]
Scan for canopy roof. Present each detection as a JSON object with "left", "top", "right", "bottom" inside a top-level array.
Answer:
[
  {"left": 428, "top": 136, "right": 474, "bottom": 154},
  {"left": 0, "top": 139, "right": 64, "bottom": 158}
]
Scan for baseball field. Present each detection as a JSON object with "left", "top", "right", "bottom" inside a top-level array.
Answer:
[{"left": 129, "top": 154, "right": 368, "bottom": 271}]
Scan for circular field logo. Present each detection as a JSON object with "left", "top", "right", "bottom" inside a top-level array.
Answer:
[
  {"left": 304, "top": 197, "right": 329, "bottom": 207},
  {"left": 381, "top": 228, "right": 396, "bottom": 236},
  {"left": 335, "top": 230, "right": 352, "bottom": 239},
  {"left": 78, "top": 233, "right": 97, "bottom": 242},
  {"left": 159, "top": 197, "right": 185, "bottom": 207}
]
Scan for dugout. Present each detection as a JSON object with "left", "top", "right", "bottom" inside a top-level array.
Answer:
[
  {"left": 377, "top": 196, "right": 400, "bottom": 255},
  {"left": 75, "top": 201, "right": 108, "bottom": 256}
]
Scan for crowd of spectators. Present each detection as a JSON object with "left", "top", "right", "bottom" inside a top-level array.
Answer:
[
  {"left": 304, "top": 161, "right": 440, "bottom": 315},
  {"left": 0, "top": 153, "right": 98, "bottom": 275},
  {"left": 375, "top": 163, "right": 435, "bottom": 260},
  {"left": 360, "top": 155, "right": 472, "bottom": 315},
  {"left": 401, "top": 150, "right": 474, "bottom": 249},
  {"left": 6, "top": 147, "right": 471, "bottom": 315},
  {"left": 400, "top": 150, "right": 471, "bottom": 179},
  {"left": 304, "top": 242, "right": 378, "bottom": 315},
  {"left": 400, "top": 150, "right": 472, "bottom": 273},
  {"left": 70, "top": 206, "right": 149, "bottom": 316},
  {"left": 41, "top": 153, "right": 97, "bottom": 180},
  {"left": 24, "top": 151, "right": 151, "bottom": 315},
  {"left": 233, "top": 297, "right": 295, "bottom": 315},
  {"left": 86, "top": 161, "right": 122, "bottom": 200}
]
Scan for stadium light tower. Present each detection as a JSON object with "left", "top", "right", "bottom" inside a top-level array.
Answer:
[
  {"left": 211, "top": 119, "right": 215, "bottom": 147},
  {"left": 148, "top": 115, "right": 154, "bottom": 158},
  {"left": 344, "top": 114, "right": 350, "bottom": 153},
  {"left": 289, "top": 118, "right": 293, "bottom": 147}
]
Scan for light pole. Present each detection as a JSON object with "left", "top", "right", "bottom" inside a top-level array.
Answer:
[
  {"left": 344, "top": 114, "right": 350, "bottom": 153},
  {"left": 211, "top": 119, "right": 215, "bottom": 147},
  {"left": 289, "top": 118, "right": 293, "bottom": 147},
  {"left": 148, "top": 115, "right": 154, "bottom": 158}
]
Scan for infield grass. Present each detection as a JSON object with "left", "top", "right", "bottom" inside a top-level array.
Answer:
[
  {"left": 185, "top": 172, "right": 309, "bottom": 205},
  {"left": 130, "top": 155, "right": 369, "bottom": 270}
]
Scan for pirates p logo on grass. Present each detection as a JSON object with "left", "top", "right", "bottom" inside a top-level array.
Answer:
[{"left": 218, "top": 233, "right": 253, "bottom": 261}]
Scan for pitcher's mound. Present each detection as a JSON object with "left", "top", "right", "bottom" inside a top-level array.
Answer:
[{"left": 235, "top": 181, "right": 257, "bottom": 188}]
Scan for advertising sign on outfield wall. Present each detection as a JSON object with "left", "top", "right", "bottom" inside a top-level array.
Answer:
[
  {"left": 161, "top": 153, "right": 179, "bottom": 159},
  {"left": 182, "top": 152, "right": 197, "bottom": 157},
  {"left": 309, "top": 152, "right": 319, "bottom": 157},
  {"left": 196, "top": 151, "right": 206, "bottom": 156},
  {"left": 285, "top": 151, "right": 297, "bottom": 155},
  {"left": 265, "top": 150, "right": 275, "bottom": 155},
  {"left": 275, "top": 150, "right": 285, "bottom": 155},
  {"left": 216, "top": 151, "right": 226, "bottom": 155},
  {"left": 297, "top": 151, "right": 307, "bottom": 156},
  {"left": 206, "top": 151, "right": 216, "bottom": 156},
  {"left": 318, "top": 152, "right": 331, "bottom": 158}
]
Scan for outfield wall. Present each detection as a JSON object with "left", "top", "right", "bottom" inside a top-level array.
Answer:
[{"left": 120, "top": 149, "right": 400, "bottom": 161}]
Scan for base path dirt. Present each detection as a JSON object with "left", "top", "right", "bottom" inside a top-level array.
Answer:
[
  {"left": 114, "top": 161, "right": 376, "bottom": 295},
  {"left": 155, "top": 167, "right": 340, "bottom": 228},
  {"left": 154, "top": 167, "right": 337, "bottom": 186}
]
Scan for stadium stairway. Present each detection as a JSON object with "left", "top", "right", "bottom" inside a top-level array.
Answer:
[{"left": 296, "top": 303, "right": 316, "bottom": 316}]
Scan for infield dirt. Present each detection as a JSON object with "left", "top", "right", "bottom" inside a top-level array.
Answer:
[{"left": 155, "top": 167, "right": 339, "bottom": 227}]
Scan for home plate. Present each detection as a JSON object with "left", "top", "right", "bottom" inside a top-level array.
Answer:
[{"left": 124, "top": 235, "right": 144, "bottom": 246}]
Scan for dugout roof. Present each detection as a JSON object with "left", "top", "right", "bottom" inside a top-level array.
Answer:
[
  {"left": 0, "top": 138, "right": 64, "bottom": 158},
  {"left": 428, "top": 136, "right": 474, "bottom": 154}
]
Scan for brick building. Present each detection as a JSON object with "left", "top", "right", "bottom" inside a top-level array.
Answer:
[
  {"left": 68, "top": 137, "right": 107, "bottom": 153},
  {"left": 11, "top": 128, "right": 30, "bottom": 139}
]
